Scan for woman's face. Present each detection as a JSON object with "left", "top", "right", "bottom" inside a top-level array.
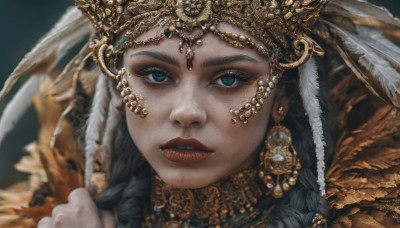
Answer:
[{"left": 123, "top": 24, "right": 275, "bottom": 189}]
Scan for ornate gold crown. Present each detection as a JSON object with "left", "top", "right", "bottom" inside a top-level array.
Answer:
[{"left": 75, "top": 0, "right": 327, "bottom": 77}]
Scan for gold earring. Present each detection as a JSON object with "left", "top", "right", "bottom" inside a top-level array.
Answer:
[
  {"left": 258, "top": 106, "right": 301, "bottom": 199},
  {"left": 115, "top": 68, "right": 149, "bottom": 118}
]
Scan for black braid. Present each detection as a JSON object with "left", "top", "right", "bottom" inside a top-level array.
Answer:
[
  {"left": 94, "top": 116, "right": 151, "bottom": 227},
  {"left": 267, "top": 67, "right": 333, "bottom": 227}
]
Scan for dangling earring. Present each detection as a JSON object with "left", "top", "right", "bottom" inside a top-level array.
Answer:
[
  {"left": 258, "top": 105, "right": 301, "bottom": 199},
  {"left": 115, "top": 68, "right": 149, "bottom": 118}
]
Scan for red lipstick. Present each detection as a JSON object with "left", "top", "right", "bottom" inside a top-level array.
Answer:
[{"left": 160, "top": 138, "right": 213, "bottom": 164}]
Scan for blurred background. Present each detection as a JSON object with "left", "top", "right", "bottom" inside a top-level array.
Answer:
[
  {"left": 0, "top": 0, "right": 399, "bottom": 188},
  {"left": 0, "top": 0, "right": 71, "bottom": 188}
]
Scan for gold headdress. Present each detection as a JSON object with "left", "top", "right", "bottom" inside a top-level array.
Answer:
[{"left": 75, "top": 0, "right": 327, "bottom": 77}]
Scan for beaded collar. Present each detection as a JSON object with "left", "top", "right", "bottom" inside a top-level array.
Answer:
[{"left": 145, "top": 168, "right": 272, "bottom": 227}]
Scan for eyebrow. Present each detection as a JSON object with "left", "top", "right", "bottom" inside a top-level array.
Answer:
[
  {"left": 130, "top": 51, "right": 179, "bottom": 66},
  {"left": 202, "top": 54, "right": 259, "bottom": 67}
]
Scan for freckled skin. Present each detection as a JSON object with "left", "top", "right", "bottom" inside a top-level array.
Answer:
[{"left": 124, "top": 23, "right": 277, "bottom": 189}]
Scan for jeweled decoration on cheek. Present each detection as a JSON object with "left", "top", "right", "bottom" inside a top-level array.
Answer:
[
  {"left": 230, "top": 66, "right": 282, "bottom": 125},
  {"left": 115, "top": 68, "right": 149, "bottom": 117}
]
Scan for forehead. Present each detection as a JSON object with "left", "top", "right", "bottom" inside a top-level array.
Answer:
[{"left": 124, "top": 22, "right": 269, "bottom": 64}]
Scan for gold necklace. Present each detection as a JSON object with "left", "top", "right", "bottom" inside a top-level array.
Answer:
[{"left": 146, "top": 168, "right": 269, "bottom": 227}]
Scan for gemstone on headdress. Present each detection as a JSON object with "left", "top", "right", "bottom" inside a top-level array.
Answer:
[
  {"left": 163, "top": 28, "right": 172, "bottom": 38},
  {"left": 115, "top": 35, "right": 127, "bottom": 50}
]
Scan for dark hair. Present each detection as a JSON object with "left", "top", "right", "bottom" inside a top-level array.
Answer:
[
  {"left": 94, "top": 116, "right": 151, "bottom": 227},
  {"left": 266, "top": 67, "right": 332, "bottom": 227},
  {"left": 92, "top": 66, "right": 334, "bottom": 227}
]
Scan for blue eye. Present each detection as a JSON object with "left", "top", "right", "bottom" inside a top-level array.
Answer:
[
  {"left": 217, "top": 76, "right": 237, "bottom": 87},
  {"left": 148, "top": 71, "right": 168, "bottom": 83},
  {"left": 214, "top": 71, "right": 250, "bottom": 88},
  {"left": 135, "top": 67, "right": 170, "bottom": 84}
]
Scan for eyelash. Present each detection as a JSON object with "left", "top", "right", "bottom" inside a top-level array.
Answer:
[
  {"left": 134, "top": 67, "right": 172, "bottom": 84},
  {"left": 132, "top": 67, "right": 251, "bottom": 89},
  {"left": 212, "top": 71, "right": 250, "bottom": 89}
]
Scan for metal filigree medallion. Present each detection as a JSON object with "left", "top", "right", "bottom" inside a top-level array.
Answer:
[{"left": 176, "top": 0, "right": 212, "bottom": 28}]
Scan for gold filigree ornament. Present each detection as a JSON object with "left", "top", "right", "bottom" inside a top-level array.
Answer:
[
  {"left": 258, "top": 106, "right": 302, "bottom": 198},
  {"left": 75, "top": 0, "right": 328, "bottom": 67},
  {"left": 230, "top": 66, "right": 283, "bottom": 124},
  {"left": 150, "top": 169, "right": 264, "bottom": 227},
  {"left": 76, "top": 0, "right": 327, "bottom": 120},
  {"left": 115, "top": 68, "right": 149, "bottom": 118},
  {"left": 311, "top": 212, "right": 327, "bottom": 228}
]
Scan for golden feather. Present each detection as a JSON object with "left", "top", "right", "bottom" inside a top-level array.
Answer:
[{"left": 326, "top": 68, "right": 400, "bottom": 226}]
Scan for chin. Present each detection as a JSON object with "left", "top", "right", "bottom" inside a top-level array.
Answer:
[
  {"left": 157, "top": 172, "right": 218, "bottom": 189},
  {"left": 167, "top": 182, "right": 208, "bottom": 189}
]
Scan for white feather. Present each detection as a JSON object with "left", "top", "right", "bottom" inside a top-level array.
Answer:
[
  {"left": 50, "top": 105, "right": 73, "bottom": 149},
  {"left": 84, "top": 74, "right": 110, "bottom": 187},
  {"left": 0, "top": 7, "right": 91, "bottom": 100},
  {"left": 355, "top": 26, "right": 400, "bottom": 71},
  {"left": 298, "top": 58, "right": 326, "bottom": 196},
  {"left": 0, "top": 76, "right": 43, "bottom": 146},
  {"left": 328, "top": 22, "right": 400, "bottom": 105},
  {"left": 101, "top": 79, "right": 122, "bottom": 171},
  {"left": 328, "top": 0, "right": 400, "bottom": 26}
]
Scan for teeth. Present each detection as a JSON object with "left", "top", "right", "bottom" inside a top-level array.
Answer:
[{"left": 175, "top": 146, "right": 198, "bottom": 150}]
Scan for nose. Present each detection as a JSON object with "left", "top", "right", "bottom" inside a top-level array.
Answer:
[{"left": 169, "top": 84, "right": 207, "bottom": 128}]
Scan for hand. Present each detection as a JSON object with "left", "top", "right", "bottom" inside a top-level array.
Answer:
[{"left": 38, "top": 188, "right": 115, "bottom": 228}]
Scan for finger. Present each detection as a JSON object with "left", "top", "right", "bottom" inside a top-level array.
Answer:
[
  {"left": 100, "top": 210, "right": 116, "bottom": 228},
  {"left": 37, "top": 217, "right": 53, "bottom": 228},
  {"left": 52, "top": 204, "right": 69, "bottom": 217},
  {"left": 68, "top": 188, "right": 94, "bottom": 206},
  {"left": 53, "top": 211, "right": 68, "bottom": 228}
]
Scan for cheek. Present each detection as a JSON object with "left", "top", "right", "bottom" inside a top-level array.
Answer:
[
  {"left": 211, "top": 92, "right": 274, "bottom": 159},
  {"left": 124, "top": 95, "right": 173, "bottom": 154},
  {"left": 203, "top": 97, "right": 273, "bottom": 180},
  {"left": 226, "top": 98, "right": 273, "bottom": 152},
  {"left": 210, "top": 84, "right": 274, "bottom": 135},
  {"left": 125, "top": 111, "right": 142, "bottom": 148},
  {"left": 124, "top": 109, "right": 157, "bottom": 154}
]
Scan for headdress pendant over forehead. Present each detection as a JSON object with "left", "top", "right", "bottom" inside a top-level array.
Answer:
[{"left": 76, "top": 0, "right": 328, "bottom": 77}]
